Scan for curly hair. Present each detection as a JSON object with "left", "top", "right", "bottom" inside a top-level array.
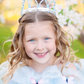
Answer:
[{"left": 3, "top": 11, "right": 79, "bottom": 84}]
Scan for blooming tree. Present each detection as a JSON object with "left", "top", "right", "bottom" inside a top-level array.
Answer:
[{"left": 55, "top": 0, "right": 84, "bottom": 40}]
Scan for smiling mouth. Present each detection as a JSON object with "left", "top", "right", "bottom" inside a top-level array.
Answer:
[{"left": 34, "top": 51, "right": 48, "bottom": 58}]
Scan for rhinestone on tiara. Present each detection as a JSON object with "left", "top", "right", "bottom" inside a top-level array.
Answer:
[{"left": 21, "top": 0, "right": 56, "bottom": 15}]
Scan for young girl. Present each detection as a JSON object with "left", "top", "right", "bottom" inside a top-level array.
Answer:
[{"left": 0, "top": 8, "right": 84, "bottom": 84}]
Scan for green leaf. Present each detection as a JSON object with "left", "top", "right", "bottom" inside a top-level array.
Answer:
[
  {"left": 66, "top": 19, "right": 70, "bottom": 23},
  {"left": 58, "top": 9, "right": 64, "bottom": 15},
  {"left": 51, "top": 8, "right": 54, "bottom": 10},
  {"left": 69, "top": 5, "right": 73, "bottom": 10},
  {"left": 73, "top": 4, "right": 77, "bottom": 7},
  {"left": 71, "top": 21, "right": 73, "bottom": 24}
]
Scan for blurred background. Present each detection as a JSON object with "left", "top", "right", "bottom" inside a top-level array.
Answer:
[{"left": 0, "top": 0, "right": 84, "bottom": 64}]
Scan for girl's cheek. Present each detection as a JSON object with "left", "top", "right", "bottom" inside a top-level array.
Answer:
[
  {"left": 25, "top": 43, "right": 36, "bottom": 52},
  {"left": 46, "top": 41, "right": 56, "bottom": 52},
  {"left": 46, "top": 41, "right": 56, "bottom": 48}
]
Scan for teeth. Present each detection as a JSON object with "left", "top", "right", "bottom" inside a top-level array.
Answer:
[{"left": 36, "top": 53, "right": 46, "bottom": 55}]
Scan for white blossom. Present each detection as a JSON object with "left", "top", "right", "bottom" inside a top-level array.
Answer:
[
  {"left": 0, "top": 15, "right": 5, "bottom": 24},
  {"left": 64, "top": 25, "right": 80, "bottom": 40},
  {"left": 65, "top": 0, "right": 78, "bottom": 7}
]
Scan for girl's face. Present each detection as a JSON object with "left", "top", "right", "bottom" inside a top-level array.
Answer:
[{"left": 23, "top": 21, "right": 56, "bottom": 64}]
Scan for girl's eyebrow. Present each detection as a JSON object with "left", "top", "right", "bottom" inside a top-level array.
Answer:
[
  {"left": 25, "top": 36, "right": 35, "bottom": 40},
  {"left": 25, "top": 34, "right": 53, "bottom": 39},
  {"left": 43, "top": 35, "right": 52, "bottom": 38}
]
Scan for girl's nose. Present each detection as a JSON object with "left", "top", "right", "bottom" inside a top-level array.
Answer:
[{"left": 36, "top": 41, "right": 44, "bottom": 50}]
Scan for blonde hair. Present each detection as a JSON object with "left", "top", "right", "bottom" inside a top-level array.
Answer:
[{"left": 3, "top": 11, "right": 79, "bottom": 83}]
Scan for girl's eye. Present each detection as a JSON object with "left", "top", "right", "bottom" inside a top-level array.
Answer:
[
  {"left": 29, "top": 39, "right": 34, "bottom": 42},
  {"left": 45, "top": 38, "right": 50, "bottom": 40}
]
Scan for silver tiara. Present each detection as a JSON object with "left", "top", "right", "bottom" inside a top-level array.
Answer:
[{"left": 21, "top": 0, "right": 56, "bottom": 15}]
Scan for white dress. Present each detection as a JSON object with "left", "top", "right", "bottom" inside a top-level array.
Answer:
[{"left": 0, "top": 59, "right": 84, "bottom": 84}]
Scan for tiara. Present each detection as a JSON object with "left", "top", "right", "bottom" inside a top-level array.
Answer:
[{"left": 21, "top": 0, "right": 56, "bottom": 15}]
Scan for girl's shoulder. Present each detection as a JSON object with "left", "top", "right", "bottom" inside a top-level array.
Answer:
[
  {"left": 65, "top": 62, "right": 77, "bottom": 70},
  {"left": 61, "top": 60, "right": 84, "bottom": 84},
  {"left": 0, "top": 61, "right": 9, "bottom": 84},
  {"left": 0, "top": 61, "right": 9, "bottom": 77}
]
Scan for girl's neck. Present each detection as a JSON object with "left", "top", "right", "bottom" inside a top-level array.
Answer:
[{"left": 28, "top": 56, "right": 57, "bottom": 73}]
